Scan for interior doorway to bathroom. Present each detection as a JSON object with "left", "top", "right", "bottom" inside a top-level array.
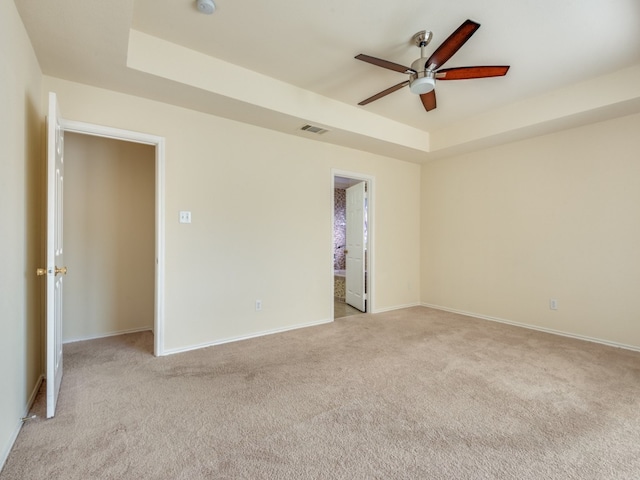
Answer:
[{"left": 333, "top": 172, "right": 372, "bottom": 319}]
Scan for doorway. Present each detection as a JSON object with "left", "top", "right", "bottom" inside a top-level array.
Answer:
[
  {"left": 63, "top": 132, "right": 155, "bottom": 345},
  {"left": 332, "top": 171, "right": 373, "bottom": 319},
  {"left": 60, "top": 119, "right": 166, "bottom": 356}
]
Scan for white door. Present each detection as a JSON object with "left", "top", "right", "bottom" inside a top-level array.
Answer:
[
  {"left": 43, "top": 92, "right": 66, "bottom": 418},
  {"left": 345, "top": 182, "right": 366, "bottom": 312}
]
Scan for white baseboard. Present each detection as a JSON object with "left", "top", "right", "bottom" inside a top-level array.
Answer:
[
  {"left": 372, "top": 302, "right": 421, "bottom": 314},
  {"left": 1, "top": 374, "right": 44, "bottom": 472},
  {"left": 63, "top": 326, "right": 153, "bottom": 344},
  {"left": 422, "top": 303, "right": 640, "bottom": 353},
  {"left": 163, "top": 318, "right": 334, "bottom": 356}
]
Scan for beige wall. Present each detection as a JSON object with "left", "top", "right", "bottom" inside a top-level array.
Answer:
[
  {"left": 44, "top": 76, "right": 422, "bottom": 353},
  {"left": 0, "top": 0, "right": 43, "bottom": 466},
  {"left": 421, "top": 113, "right": 640, "bottom": 348},
  {"left": 63, "top": 133, "right": 155, "bottom": 341}
]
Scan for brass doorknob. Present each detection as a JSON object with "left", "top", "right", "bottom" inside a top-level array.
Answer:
[
  {"left": 344, "top": 250, "right": 349, "bottom": 254},
  {"left": 36, "top": 267, "right": 68, "bottom": 276}
]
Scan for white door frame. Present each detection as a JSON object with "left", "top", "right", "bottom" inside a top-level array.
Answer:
[
  {"left": 61, "top": 119, "right": 166, "bottom": 356},
  {"left": 331, "top": 169, "right": 375, "bottom": 317}
]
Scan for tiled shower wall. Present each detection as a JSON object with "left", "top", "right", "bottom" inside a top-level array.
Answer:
[{"left": 334, "top": 188, "right": 346, "bottom": 270}]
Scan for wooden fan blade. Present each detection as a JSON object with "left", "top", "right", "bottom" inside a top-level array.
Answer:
[
  {"left": 425, "top": 19, "right": 480, "bottom": 71},
  {"left": 435, "top": 65, "right": 510, "bottom": 80},
  {"left": 355, "top": 54, "right": 415, "bottom": 74},
  {"left": 358, "top": 80, "right": 410, "bottom": 105},
  {"left": 420, "top": 90, "right": 437, "bottom": 112}
]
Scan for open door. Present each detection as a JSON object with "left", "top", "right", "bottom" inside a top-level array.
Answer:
[
  {"left": 38, "top": 92, "right": 66, "bottom": 418},
  {"left": 345, "top": 182, "right": 366, "bottom": 312}
]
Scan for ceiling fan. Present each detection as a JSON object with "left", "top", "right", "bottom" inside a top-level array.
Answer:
[{"left": 355, "top": 19, "right": 510, "bottom": 112}]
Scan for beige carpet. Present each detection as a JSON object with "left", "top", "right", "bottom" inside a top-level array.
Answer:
[{"left": 2, "top": 307, "right": 639, "bottom": 479}]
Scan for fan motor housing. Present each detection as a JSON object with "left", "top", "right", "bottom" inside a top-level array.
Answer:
[{"left": 409, "top": 62, "right": 435, "bottom": 94}]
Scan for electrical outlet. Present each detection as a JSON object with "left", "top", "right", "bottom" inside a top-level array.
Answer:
[
  {"left": 549, "top": 298, "right": 558, "bottom": 310},
  {"left": 255, "top": 300, "right": 262, "bottom": 311}
]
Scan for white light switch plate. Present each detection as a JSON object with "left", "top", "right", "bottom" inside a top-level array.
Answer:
[{"left": 179, "top": 211, "right": 192, "bottom": 223}]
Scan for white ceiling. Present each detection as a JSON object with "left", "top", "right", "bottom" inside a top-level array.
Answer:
[{"left": 14, "top": 0, "right": 640, "bottom": 162}]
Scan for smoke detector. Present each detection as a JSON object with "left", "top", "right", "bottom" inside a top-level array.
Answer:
[{"left": 196, "top": 0, "right": 215, "bottom": 15}]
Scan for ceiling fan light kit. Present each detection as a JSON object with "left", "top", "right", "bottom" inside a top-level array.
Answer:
[
  {"left": 409, "top": 72, "right": 435, "bottom": 94},
  {"left": 196, "top": 0, "right": 215, "bottom": 15},
  {"left": 355, "top": 20, "right": 510, "bottom": 112}
]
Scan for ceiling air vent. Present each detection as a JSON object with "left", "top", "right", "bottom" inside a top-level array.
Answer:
[{"left": 300, "top": 124, "right": 329, "bottom": 135}]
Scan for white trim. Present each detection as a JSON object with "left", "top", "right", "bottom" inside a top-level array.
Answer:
[
  {"left": 0, "top": 375, "right": 44, "bottom": 471},
  {"left": 422, "top": 303, "right": 640, "bottom": 353},
  {"left": 154, "top": 138, "right": 166, "bottom": 357},
  {"left": 372, "top": 302, "right": 421, "bottom": 314},
  {"left": 63, "top": 327, "right": 154, "bottom": 344},
  {"left": 62, "top": 120, "right": 160, "bottom": 145},
  {"left": 331, "top": 169, "right": 375, "bottom": 317},
  {"left": 163, "top": 318, "right": 334, "bottom": 356},
  {"left": 60, "top": 119, "right": 166, "bottom": 357}
]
